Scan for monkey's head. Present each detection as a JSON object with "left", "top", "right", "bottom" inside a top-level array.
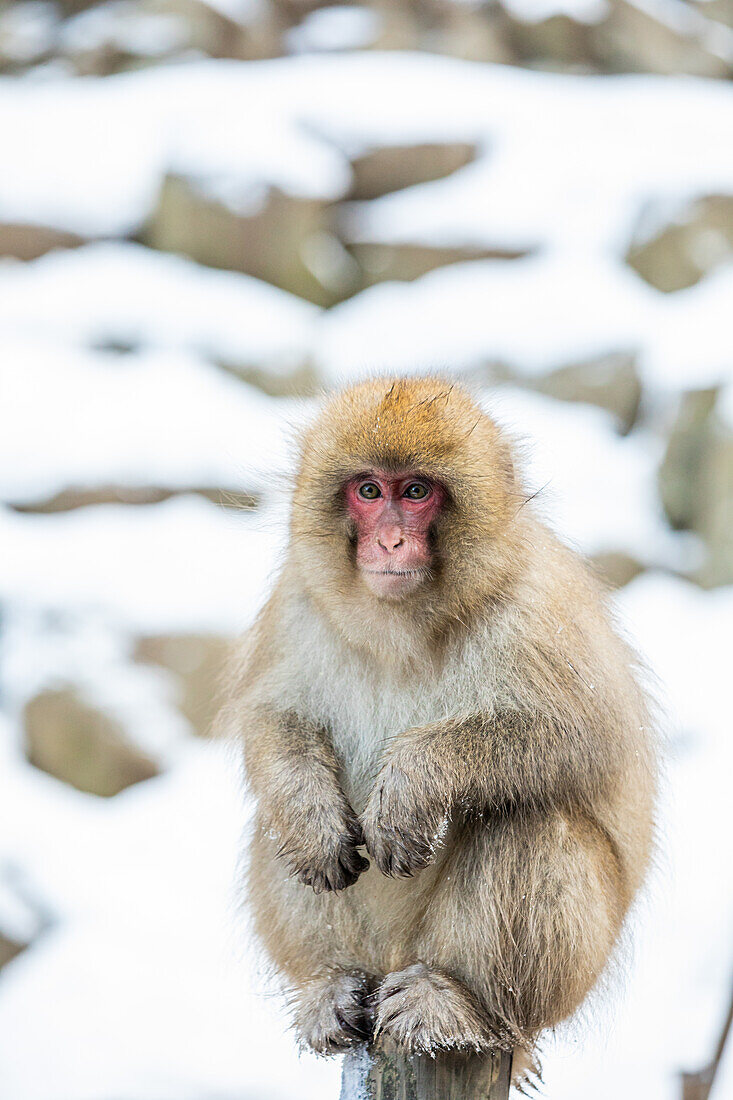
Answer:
[{"left": 291, "top": 377, "right": 522, "bottom": 629}]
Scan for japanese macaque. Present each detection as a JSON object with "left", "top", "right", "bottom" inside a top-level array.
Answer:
[{"left": 227, "top": 377, "right": 656, "bottom": 1077}]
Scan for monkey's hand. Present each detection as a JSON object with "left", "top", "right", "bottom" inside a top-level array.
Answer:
[
  {"left": 362, "top": 753, "right": 448, "bottom": 878},
  {"left": 274, "top": 794, "right": 369, "bottom": 894}
]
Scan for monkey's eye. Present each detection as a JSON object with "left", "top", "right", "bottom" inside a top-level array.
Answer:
[
  {"left": 357, "top": 482, "right": 382, "bottom": 500},
  {"left": 403, "top": 482, "right": 430, "bottom": 500}
]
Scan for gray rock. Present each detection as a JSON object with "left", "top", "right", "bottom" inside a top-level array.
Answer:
[
  {"left": 593, "top": 0, "right": 733, "bottom": 76},
  {"left": 698, "top": 407, "right": 733, "bottom": 588},
  {"left": 348, "top": 143, "right": 477, "bottom": 202},
  {"left": 627, "top": 195, "right": 733, "bottom": 293},
  {"left": 529, "top": 352, "right": 642, "bottom": 434},
  {"left": 142, "top": 0, "right": 284, "bottom": 60},
  {"left": 658, "top": 387, "right": 718, "bottom": 531},
  {"left": 658, "top": 387, "right": 733, "bottom": 588},
  {"left": 145, "top": 175, "right": 347, "bottom": 306},
  {"left": 590, "top": 550, "right": 645, "bottom": 589},
  {"left": 216, "top": 357, "right": 320, "bottom": 397},
  {"left": 0, "top": 223, "right": 85, "bottom": 262},
  {"left": 9, "top": 484, "right": 258, "bottom": 514},
  {"left": 24, "top": 687, "right": 159, "bottom": 797},
  {"left": 0, "top": 934, "right": 25, "bottom": 971},
  {"left": 134, "top": 633, "right": 234, "bottom": 738},
  {"left": 347, "top": 242, "right": 526, "bottom": 288}
]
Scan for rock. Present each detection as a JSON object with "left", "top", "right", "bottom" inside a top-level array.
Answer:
[
  {"left": 693, "top": 0, "right": 733, "bottom": 29},
  {"left": 285, "top": 3, "right": 382, "bottom": 53},
  {"left": 0, "top": 223, "right": 85, "bottom": 262},
  {"left": 9, "top": 484, "right": 259, "bottom": 514},
  {"left": 0, "top": 2, "right": 57, "bottom": 71},
  {"left": 0, "top": 934, "right": 25, "bottom": 971},
  {"left": 500, "top": 9, "right": 596, "bottom": 68},
  {"left": 697, "top": 402, "right": 733, "bottom": 588},
  {"left": 57, "top": 0, "right": 102, "bottom": 11},
  {"left": 627, "top": 195, "right": 733, "bottom": 293},
  {"left": 347, "top": 143, "right": 477, "bottom": 201},
  {"left": 658, "top": 387, "right": 718, "bottom": 530},
  {"left": 347, "top": 242, "right": 527, "bottom": 288},
  {"left": 141, "top": 0, "right": 284, "bottom": 60},
  {"left": 592, "top": 0, "right": 733, "bottom": 76},
  {"left": 658, "top": 386, "right": 733, "bottom": 588},
  {"left": 59, "top": 0, "right": 191, "bottom": 75},
  {"left": 58, "top": 0, "right": 283, "bottom": 75},
  {"left": 24, "top": 687, "right": 159, "bottom": 796},
  {"left": 529, "top": 352, "right": 642, "bottom": 434},
  {"left": 341, "top": 0, "right": 418, "bottom": 50},
  {"left": 360, "top": 0, "right": 513, "bottom": 61},
  {"left": 216, "top": 358, "right": 320, "bottom": 397},
  {"left": 435, "top": 1, "right": 515, "bottom": 63},
  {"left": 590, "top": 550, "right": 645, "bottom": 589},
  {"left": 134, "top": 633, "right": 234, "bottom": 738},
  {"left": 145, "top": 176, "right": 346, "bottom": 306}
]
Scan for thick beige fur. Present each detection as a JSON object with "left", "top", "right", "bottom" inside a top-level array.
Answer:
[{"left": 224, "top": 377, "right": 657, "bottom": 1072}]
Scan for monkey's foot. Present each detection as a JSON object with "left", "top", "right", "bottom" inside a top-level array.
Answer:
[
  {"left": 375, "top": 963, "right": 493, "bottom": 1055},
  {"left": 292, "top": 970, "right": 373, "bottom": 1055}
]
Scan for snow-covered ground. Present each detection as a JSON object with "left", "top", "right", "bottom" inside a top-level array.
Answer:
[{"left": 1, "top": 31, "right": 732, "bottom": 1100}]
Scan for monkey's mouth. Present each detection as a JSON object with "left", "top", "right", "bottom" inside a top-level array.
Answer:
[
  {"left": 360, "top": 565, "right": 430, "bottom": 599},
  {"left": 363, "top": 568, "right": 428, "bottom": 577}
]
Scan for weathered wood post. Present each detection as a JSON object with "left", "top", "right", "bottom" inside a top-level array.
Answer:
[
  {"left": 680, "top": 983, "right": 733, "bottom": 1100},
  {"left": 341, "top": 1040, "right": 512, "bottom": 1100}
]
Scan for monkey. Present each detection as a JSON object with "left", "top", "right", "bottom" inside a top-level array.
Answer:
[{"left": 226, "top": 376, "right": 656, "bottom": 1077}]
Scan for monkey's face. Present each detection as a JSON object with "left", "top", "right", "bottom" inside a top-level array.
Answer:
[{"left": 344, "top": 471, "right": 445, "bottom": 600}]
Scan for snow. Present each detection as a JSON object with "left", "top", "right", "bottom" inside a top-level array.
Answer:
[
  {"left": 486, "top": 388, "right": 677, "bottom": 562},
  {"left": 540, "top": 575, "right": 733, "bottom": 1099},
  {"left": 286, "top": 6, "right": 382, "bottom": 53},
  {"left": 502, "top": 0, "right": 611, "bottom": 25},
  {"left": 0, "top": 497, "right": 287, "bottom": 635},
  {"left": 626, "top": 0, "right": 733, "bottom": 64},
  {"left": 314, "top": 252, "right": 733, "bottom": 393},
  {"left": 0, "top": 726, "right": 341, "bottom": 1100},
  {"left": 1, "top": 54, "right": 731, "bottom": 242},
  {"left": 59, "top": 2, "right": 188, "bottom": 57},
  {"left": 0, "top": 53, "right": 731, "bottom": 392},
  {"left": 0, "top": 2, "right": 57, "bottom": 63},
  {"left": 0, "top": 241, "right": 319, "bottom": 365},
  {"left": 205, "top": 0, "right": 266, "bottom": 22},
  {"left": 0, "top": 338, "right": 308, "bottom": 503}
]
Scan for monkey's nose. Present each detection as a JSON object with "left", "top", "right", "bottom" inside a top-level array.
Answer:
[{"left": 377, "top": 528, "right": 405, "bottom": 553}]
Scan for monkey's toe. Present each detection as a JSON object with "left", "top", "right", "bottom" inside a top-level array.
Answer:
[
  {"left": 375, "top": 963, "right": 494, "bottom": 1055},
  {"left": 292, "top": 970, "right": 373, "bottom": 1055}
]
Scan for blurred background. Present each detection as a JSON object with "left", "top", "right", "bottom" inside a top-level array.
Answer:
[{"left": 1, "top": 0, "right": 732, "bottom": 1097}]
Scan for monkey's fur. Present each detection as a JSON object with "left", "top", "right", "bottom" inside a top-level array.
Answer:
[{"left": 228, "top": 378, "right": 656, "bottom": 1073}]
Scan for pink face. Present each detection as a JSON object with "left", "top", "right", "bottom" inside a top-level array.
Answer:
[{"left": 344, "top": 471, "right": 445, "bottom": 599}]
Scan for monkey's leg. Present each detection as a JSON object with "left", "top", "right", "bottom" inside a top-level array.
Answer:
[
  {"left": 249, "top": 829, "right": 379, "bottom": 1053},
  {"left": 401, "top": 810, "right": 625, "bottom": 1053}
]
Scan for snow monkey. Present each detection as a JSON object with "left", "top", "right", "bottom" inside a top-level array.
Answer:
[{"left": 229, "top": 377, "right": 656, "bottom": 1076}]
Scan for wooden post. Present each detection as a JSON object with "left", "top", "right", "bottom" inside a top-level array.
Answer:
[
  {"left": 340, "top": 1040, "right": 513, "bottom": 1100},
  {"left": 680, "top": 983, "right": 733, "bottom": 1100}
]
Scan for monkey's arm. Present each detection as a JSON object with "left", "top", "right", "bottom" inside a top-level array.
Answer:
[
  {"left": 362, "top": 711, "right": 618, "bottom": 878},
  {"left": 245, "top": 706, "right": 368, "bottom": 892}
]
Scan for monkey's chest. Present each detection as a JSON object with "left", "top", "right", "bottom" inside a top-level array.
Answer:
[
  {"left": 319, "top": 674, "right": 452, "bottom": 811},
  {"left": 284, "top": 614, "right": 499, "bottom": 810}
]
